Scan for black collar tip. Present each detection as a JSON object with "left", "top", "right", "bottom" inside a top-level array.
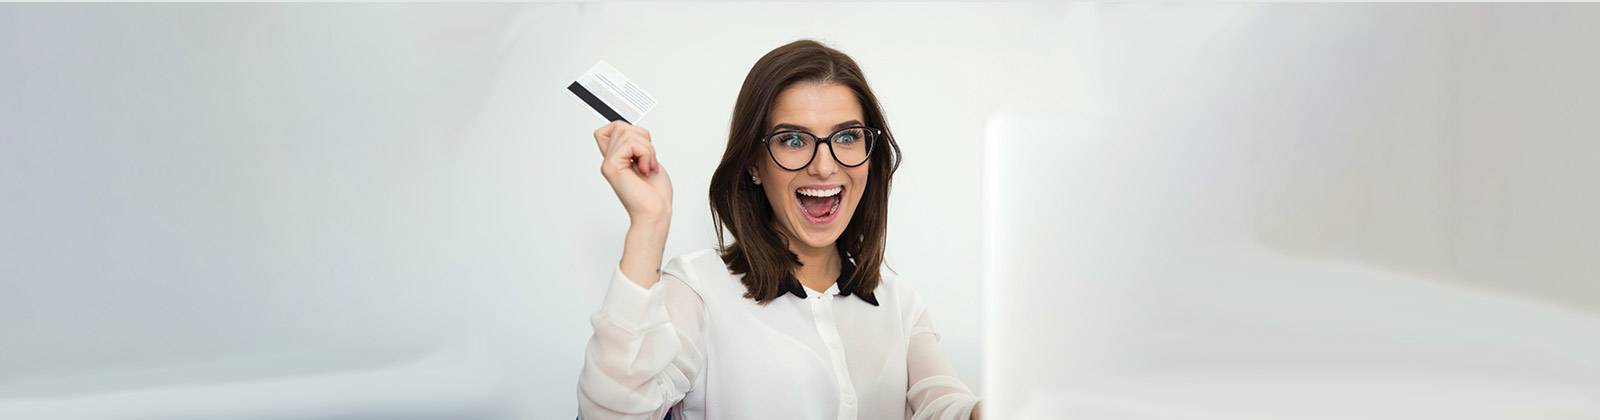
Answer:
[{"left": 844, "top": 290, "right": 880, "bottom": 306}]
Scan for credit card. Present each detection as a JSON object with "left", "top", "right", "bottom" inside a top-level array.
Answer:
[{"left": 566, "top": 60, "right": 657, "bottom": 124}]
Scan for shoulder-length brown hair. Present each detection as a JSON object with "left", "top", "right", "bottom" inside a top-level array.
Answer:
[{"left": 708, "top": 39, "right": 902, "bottom": 305}]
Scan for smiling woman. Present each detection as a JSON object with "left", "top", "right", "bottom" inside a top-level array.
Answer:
[
  {"left": 578, "top": 40, "right": 982, "bottom": 420},
  {"left": 719, "top": 73, "right": 893, "bottom": 305}
]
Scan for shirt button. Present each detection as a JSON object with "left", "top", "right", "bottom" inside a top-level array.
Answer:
[
  {"left": 842, "top": 394, "right": 856, "bottom": 405},
  {"left": 829, "top": 341, "right": 842, "bottom": 351}
]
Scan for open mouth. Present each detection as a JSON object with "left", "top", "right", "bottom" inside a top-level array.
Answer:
[{"left": 795, "top": 185, "right": 844, "bottom": 225}]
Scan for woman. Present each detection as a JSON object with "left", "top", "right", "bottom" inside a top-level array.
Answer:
[{"left": 578, "top": 40, "right": 982, "bottom": 420}]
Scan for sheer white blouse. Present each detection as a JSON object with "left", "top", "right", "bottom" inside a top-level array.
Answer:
[{"left": 577, "top": 248, "right": 981, "bottom": 420}]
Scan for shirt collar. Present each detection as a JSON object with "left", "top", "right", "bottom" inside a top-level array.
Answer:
[
  {"left": 782, "top": 253, "right": 879, "bottom": 306},
  {"left": 801, "top": 282, "right": 840, "bottom": 298}
]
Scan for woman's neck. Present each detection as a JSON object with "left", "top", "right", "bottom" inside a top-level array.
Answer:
[{"left": 789, "top": 240, "right": 841, "bottom": 293}]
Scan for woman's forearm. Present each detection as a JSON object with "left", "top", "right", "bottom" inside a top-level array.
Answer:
[{"left": 619, "top": 215, "right": 669, "bottom": 289}]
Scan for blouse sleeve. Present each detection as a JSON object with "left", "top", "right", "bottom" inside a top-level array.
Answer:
[
  {"left": 905, "top": 299, "right": 983, "bottom": 420},
  {"left": 577, "top": 262, "right": 708, "bottom": 419}
]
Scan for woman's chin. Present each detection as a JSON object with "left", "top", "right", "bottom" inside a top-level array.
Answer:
[
  {"left": 798, "top": 234, "right": 839, "bottom": 250},
  {"left": 786, "top": 218, "right": 844, "bottom": 249}
]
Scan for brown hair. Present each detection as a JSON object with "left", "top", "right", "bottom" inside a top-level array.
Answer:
[{"left": 708, "top": 39, "right": 902, "bottom": 305}]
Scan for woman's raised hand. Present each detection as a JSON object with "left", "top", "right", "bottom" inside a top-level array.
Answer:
[
  {"left": 595, "top": 121, "right": 673, "bottom": 227},
  {"left": 595, "top": 121, "right": 672, "bottom": 288}
]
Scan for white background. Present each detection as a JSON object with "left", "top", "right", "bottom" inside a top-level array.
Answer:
[
  {"left": 0, "top": 3, "right": 1044, "bottom": 418},
  {"left": 985, "top": 4, "right": 1600, "bottom": 419},
  {"left": 4, "top": 3, "right": 1599, "bottom": 420}
]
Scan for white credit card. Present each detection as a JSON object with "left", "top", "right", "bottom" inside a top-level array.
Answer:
[{"left": 565, "top": 60, "right": 657, "bottom": 124}]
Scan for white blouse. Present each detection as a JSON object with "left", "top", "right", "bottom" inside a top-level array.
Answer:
[{"left": 577, "top": 248, "right": 981, "bottom": 420}]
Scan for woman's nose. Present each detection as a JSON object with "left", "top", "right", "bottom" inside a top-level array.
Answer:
[{"left": 809, "top": 143, "right": 839, "bottom": 176}]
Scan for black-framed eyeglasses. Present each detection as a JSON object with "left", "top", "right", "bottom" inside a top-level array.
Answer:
[{"left": 761, "top": 126, "right": 880, "bottom": 171}]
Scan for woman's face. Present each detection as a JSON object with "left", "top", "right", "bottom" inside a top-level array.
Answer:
[{"left": 754, "top": 81, "right": 871, "bottom": 251}]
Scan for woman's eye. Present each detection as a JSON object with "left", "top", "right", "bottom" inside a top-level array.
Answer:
[
  {"left": 835, "top": 134, "right": 857, "bottom": 145},
  {"left": 782, "top": 135, "right": 806, "bottom": 148}
]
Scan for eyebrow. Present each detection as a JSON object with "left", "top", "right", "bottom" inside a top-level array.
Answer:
[{"left": 770, "top": 119, "right": 864, "bottom": 134}]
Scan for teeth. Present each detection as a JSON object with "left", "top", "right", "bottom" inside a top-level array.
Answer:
[{"left": 797, "top": 186, "right": 842, "bottom": 197}]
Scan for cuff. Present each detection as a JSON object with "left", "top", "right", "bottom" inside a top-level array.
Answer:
[{"left": 599, "top": 266, "right": 671, "bottom": 332}]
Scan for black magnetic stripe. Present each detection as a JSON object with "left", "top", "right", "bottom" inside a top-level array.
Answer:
[{"left": 567, "top": 81, "right": 628, "bottom": 123}]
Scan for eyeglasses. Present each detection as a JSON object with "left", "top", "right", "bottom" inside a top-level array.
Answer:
[{"left": 761, "top": 126, "right": 880, "bottom": 171}]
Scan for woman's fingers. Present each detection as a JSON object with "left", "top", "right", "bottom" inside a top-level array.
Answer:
[
  {"left": 604, "top": 131, "right": 656, "bottom": 179},
  {"left": 595, "top": 122, "right": 658, "bottom": 170},
  {"left": 621, "top": 133, "right": 653, "bottom": 176},
  {"left": 593, "top": 120, "right": 627, "bottom": 153},
  {"left": 594, "top": 121, "right": 649, "bottom": 152},
  {"left": 609, "top": 122, "right": 632, "bottom": 150},
  {"left": 595, "top": 121, "right": 667, "bottom": 180}
]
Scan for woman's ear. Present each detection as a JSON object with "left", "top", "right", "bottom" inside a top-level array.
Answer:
[{"left": 747, "top": 167, "right": 761, "bottom": 185}]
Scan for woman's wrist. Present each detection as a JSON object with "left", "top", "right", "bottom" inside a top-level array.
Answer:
[{"left": 628, "top": 211, "right": 670, "bottom": 234}]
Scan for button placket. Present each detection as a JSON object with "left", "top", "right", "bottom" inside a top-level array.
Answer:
[{"left": 809, "top": 291, "right": 857, "bottom": 420}]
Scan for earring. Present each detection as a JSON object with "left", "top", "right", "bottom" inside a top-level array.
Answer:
[{"left": 751, "top": 174, "right": 760, "bottom": 184}]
